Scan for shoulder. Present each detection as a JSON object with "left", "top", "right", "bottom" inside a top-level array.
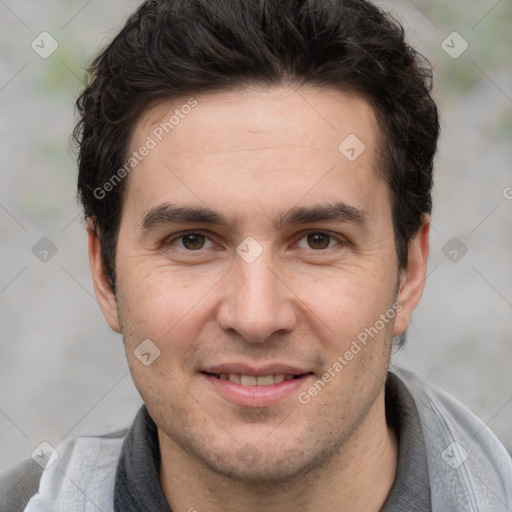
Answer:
[
  {"left": 0, "top": 425, "right": 130, "bottom": 512},
  {"left": 392, "top": 367, "right": 512, "bottom": 509},
  {"left": 0, "top": 458, "right": 43, "bottom": 512}
]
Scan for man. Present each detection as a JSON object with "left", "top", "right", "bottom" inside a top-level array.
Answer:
[{"left": 1, "top": 0, "right": 511, "bottom": 510}]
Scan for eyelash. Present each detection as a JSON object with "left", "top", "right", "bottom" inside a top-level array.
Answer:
[{"left": 166, "top": 230, "right": 345, "bottom": 252}]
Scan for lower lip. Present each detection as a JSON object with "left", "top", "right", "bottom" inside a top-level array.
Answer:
[{"left": 201, "top": 373, "right": 312, "bottom": 408}]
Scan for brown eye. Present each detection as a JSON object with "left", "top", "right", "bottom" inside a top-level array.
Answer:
[
  {"left": 181, "top": 233, "right": 206, "bottom": 250},
  {"left": 307, "top": 232, "right": 332, "bottom": 250}
]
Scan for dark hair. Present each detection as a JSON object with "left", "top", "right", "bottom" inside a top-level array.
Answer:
[{"left": 75, "top": 0, "right": 439, "bottom": 291}]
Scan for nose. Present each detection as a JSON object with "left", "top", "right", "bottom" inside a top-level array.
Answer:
[{"left": 216, "top": 252, "right": 297, "bottom": 343}]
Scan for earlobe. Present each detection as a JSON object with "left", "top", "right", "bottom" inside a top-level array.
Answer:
[
  {"left": 393, "top": 215, "right": 430, "bottom": 336},
  {"left": 87, "top": 221, "right": 122, "bottom": 333}
]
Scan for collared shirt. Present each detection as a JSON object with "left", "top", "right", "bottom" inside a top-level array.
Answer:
[{"left": 113, "top": 372, "right": 432, "bottom": 511}]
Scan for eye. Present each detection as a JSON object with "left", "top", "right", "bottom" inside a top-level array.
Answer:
[
  {"left": 296, "top": 232, "right": 340, "bottom": 250},
  {"left": 171, "top": 232, "right": 214, "bottom": 250}
]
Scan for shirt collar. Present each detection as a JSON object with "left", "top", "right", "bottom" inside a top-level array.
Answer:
[
  {"left": 114, "top": 405, "right": 171, "bottom": 512},
  {"left": 381, "top": 372, "right": 432, "bottom": 510}
]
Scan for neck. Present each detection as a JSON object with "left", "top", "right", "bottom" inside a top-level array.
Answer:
[{"left": 159, "top": 389, "right": 397, "bottom": 512}]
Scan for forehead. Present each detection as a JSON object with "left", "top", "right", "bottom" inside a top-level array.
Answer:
[
  {"left": 124, "top": 85, "right": 388, "bottom": 228},
  {"left": 135, "top": 85, "right": 377, "bottom": 157}
]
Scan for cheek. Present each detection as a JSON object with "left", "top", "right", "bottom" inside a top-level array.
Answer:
[
  {"left": 116, "top": 266, "right": 227, "bottom": 402},
  {"left": 292, "top": 264, "right": 397, "bottom": 342},
  {"left": 117, "top": 260, "right": 222, "bottom": 339},
  {"left": 118, "top": 281, "right": 207, "bottom": 403}
]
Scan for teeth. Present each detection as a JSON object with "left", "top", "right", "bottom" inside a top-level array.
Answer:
[
  {"left": 216, "top": 373, "right": 296, "bottom": 386},
  {"left": 241, "top": 375, "right": 257, "bottom": 386},
  {"left": 228, "top": 373, "right": 240, "bottom": 384},
  {"left": 256, "top": 375, "right": 274, "bottom": 386}
]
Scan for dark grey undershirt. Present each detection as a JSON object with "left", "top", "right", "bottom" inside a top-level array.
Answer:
[
  {"left": 381, "top": 373, "right": 432, "bottom": 511},
  {"left": 113, "top": 372, "right": 431, "bottom": 511}
]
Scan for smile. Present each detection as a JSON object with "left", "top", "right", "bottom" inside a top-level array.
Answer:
[
  {"left": 200, "top": 370, "right": 313, "bottom": 407},
  {"left": 207, "top": 372, "right": 300, "bottom": 386}
]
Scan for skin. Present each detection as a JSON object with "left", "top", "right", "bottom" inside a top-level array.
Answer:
[{"left": 88, "top": 85, "right": 429, "bottom": 512}]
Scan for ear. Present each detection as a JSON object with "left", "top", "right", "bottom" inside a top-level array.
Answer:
[
  {"left": 87, "top": 221, "right": 122, "bottom": 333},
  {"left": 393, "top": 215, "right": 430, "bottom": 335}
]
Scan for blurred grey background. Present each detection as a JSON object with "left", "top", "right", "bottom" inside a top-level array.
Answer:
[{"left": 1, "top": 0, "right": 511, "bottom": 472}]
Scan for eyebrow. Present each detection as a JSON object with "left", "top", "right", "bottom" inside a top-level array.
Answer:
[
  {"left": 275, "top": 203, "right": 368, "bottom": 229},
  {"left": 140, "top": 201, "right": 368, "bottom": 232},
  {"left": 141, "top": 204, "right": 230, "bottom": 231}
]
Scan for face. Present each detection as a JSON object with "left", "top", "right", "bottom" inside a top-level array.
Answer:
[{"left": 90, "top": 85, "right": 428, "bottom": 482}]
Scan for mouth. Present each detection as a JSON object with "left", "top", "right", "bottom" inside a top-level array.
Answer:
[
  {"left": 201, "top": 372, "right": 305, "bottom": 386},
  {"left": 200, "top": 368, "right": 314, "bottom": 407}
]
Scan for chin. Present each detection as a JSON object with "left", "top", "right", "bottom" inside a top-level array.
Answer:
[
  {"left": 165, "top": 425, "right": 344, "bottom": 485},
  {"left": 201, "top": 452, "right": 322, "bottom": 484}
]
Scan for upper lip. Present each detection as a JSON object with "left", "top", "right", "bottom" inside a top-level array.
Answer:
[{"left": 201, "top": 363, "right": 312, "bottom": 376}]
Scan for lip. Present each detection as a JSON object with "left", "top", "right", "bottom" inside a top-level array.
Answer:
[{"left": 200, "top": 363, "right": 314, "bottom": 408}]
